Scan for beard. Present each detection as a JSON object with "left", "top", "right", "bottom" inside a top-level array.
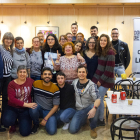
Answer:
[{"left": 43, "top": 77, "right": 51, "bottom": 83}]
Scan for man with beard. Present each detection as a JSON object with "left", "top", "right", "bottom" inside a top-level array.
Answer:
[
  {"left": 29, "top": 67, "right": 60, "bottom": 135},
  {"left": 90, "top": 26, "right": 100, "bottom": 41},
  {"left": 37, "top": 32, "right": 44, "bottom": 49},
  {"left": 111, "top": 28, "right": 130, "bottom": 77}
]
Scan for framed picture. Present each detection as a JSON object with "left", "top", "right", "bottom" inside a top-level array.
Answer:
[{"left": 35, "top": 26, "right": 59, "bottom": 39}]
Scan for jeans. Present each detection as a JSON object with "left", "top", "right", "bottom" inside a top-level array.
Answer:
[
  {"left": 114, "top": 65, "right": 125, "bottom": 77},
  {"left": 1, "top": 76, "right": 11, "bottom": 123},
  {"left": 98, "top": 86, "right": 109, "bottom": 121},
  {"left": 69, "top": 104, "right": 99, "bottom": 134},
  {"left": 55, "top": 108, "right": 76, "bottom": 126},
  {"left": 2, "top": 106, "right": 32, "bottom": 136},
  {"left": 31, "top": 75, "right": 41, "bottom": 81},
  {"left": 29, "top": 104, "right": 57, "bottom": 135}
]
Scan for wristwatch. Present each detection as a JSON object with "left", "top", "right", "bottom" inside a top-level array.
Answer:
[{"left": 93, "top": 106, "right": 98, "bottom": 110}]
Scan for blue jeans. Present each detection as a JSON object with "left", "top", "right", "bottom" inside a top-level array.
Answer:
[
  {"left": 98, "top": 86, "right": 109, "bottom": 121},
  {"left": 55, "top": 108, "right": 76, "bottom": 126},
  {"left": 29, "top": 104, "right": 57, "bottom": 135},
  {"left": 2, "top": 105, "right": 32, "bottom": 136},
  {"left": 31, "top": 75, "right": 41, "bottom": 81},
  {"left": 114, "top": 65, "right": 125, "bottom": 77},
  {"left": 69, "top": 104, "right": 99, "bottom": 134}
]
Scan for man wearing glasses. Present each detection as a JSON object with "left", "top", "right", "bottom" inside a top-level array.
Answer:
[{"left": 111, "top": 28, "right": 130, "bottom": 77}]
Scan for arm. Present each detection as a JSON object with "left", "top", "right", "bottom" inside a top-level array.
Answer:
[
  {"left": 27, "top": 68, "right": 30, "bottom": 78},
  {"left": 124, "top": 43, "right": 130, "bottom": 69},
  {"left": 54, "top": 56, "right": 61, "bottom": 71},
  {"left": 98, "top": 52, "right": 115, "bottom": 85}
]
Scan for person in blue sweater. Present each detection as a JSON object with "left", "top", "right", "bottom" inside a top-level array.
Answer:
[{"left": 83, "top": 36, "right": 98, "bottom": 80}]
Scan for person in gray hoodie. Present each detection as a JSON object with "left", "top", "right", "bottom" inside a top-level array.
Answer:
[{"left": 69, "top": 65, "right": 100, "bottom": 139}]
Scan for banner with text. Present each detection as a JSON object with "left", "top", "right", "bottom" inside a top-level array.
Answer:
[{"left": 132, "top": 18, "right": 140, "bottom": 77}]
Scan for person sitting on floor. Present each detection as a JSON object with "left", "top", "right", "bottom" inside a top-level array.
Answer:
[
  {"left": 69, "top": 65, "right": 100, "bottom": 139},
  {"left": 29, "top": 67, "right": 60, "bottom": 135},
  {"left": 55, "top": 71, "right": 76, "bottom": 130}
]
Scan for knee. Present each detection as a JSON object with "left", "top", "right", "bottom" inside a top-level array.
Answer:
[
  {"left": 46, "top": 128, "right": 57, "bottom": 135},
  {"left": 2, "top": 116, "right": 14, "bottom": 127},
  {"left": 29, "top": 108, "right": 37, "bottom": 116},
  {"left": 60, "top": 114, "right": 67, "bottom": 123},
  {"left": 69, "top": 124, "right": 78, "bottom": 134},
  {"left": 20, "top": 130, "right": 31, "bottom": 137}
]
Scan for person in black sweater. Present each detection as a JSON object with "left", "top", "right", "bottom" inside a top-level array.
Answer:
[{"left": 55, "top": 72, "right": 76, "bottom": 130}]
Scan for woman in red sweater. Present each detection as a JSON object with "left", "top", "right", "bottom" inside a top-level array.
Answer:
[
  {"left": 92, "top": 34, "right": 116, "bottom": 126},
  {"left": 2, "top": 65, "right": 37, "bottom": 136}
]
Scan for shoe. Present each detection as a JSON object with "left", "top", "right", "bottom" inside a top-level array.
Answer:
[
  {"left": 97, "top": 119, "right": 105, "bottom": 126},
  {"left": 62, "top": 123, "right": 70, "bottom": 130},
  {"left": 9, "top": 125, "right": 16, "bottom": 134},
  {"left": 31, "top": 125, "right": 39, "bottom": 134},
  {"left": 90, "top": 128, "right": 97, "bottom": 139}
]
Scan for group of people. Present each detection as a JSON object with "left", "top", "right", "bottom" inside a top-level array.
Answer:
[{"left": 0, "top": 23, "right": 130, "bottom": 139}]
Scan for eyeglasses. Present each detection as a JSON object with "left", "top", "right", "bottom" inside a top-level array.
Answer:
[
  {"left": 61, "top": 39, "right": 66, "bottom": 41},
  {"left": 33, "top": 41, "right": 40, "bottom": 44},
  {"left": 47, "top": 39, "right": 55, "bottom": 41},
  {"left": 112, "top": 33, "right": 119, "bottom": 35},
  {"left": 89, "top": 42, "right": 95, "bottom": 44},
  {"left": 67, "top": 36, "right": 72, "bottom": 38},
  {"left": 77, "top": 36, "right": 83, "bottom": 38}
]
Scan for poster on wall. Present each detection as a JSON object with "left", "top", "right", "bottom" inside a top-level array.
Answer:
[
  {"left": 132, "top": 17, "right": 140, "bottom": 77},
  {"left": 35, "top": 26, "right": 59, "bottom": 39}
]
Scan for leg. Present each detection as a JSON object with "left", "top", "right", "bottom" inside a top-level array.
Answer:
[
  {"left": 69, "top": 105, "right": 94, "bottom": 134},
  {"left": 98, "top": 86, "right": 109, "bottom": 121},
  {"left": 29, "top": 104, "right": 42, "bottom": 125},
  {"left": 1, "top": 77, "right": 11, "bottom": 122},
  {"left": 116, "top": 65, "right": 125, "bottom": 77},
  {"left": 2, "top": 106, "right": 17, "bottom": 127},
  {"left": 43, "top": 110, "right": 57, "bottom": 135},
  {"left": 60, "top": 108, "right": 76, "bottom": 123},
  {"left": 55, "top": 110, "right": 64, "bottom": 127},
  {"left": 18, "top": 109, "right": 32, "bottom": 136}
]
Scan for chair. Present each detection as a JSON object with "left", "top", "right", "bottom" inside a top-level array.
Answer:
[
  {"left": 133, "top": 80, "right": 140, "bottom": 99},
  {"left": 135, "top": 125, "right": 140, "bottom": 140},
  {"left": 129, "top": 72, "right": 140, "bottom": 78},
  {"left": 110, "top": 116, "right": 140, "bottom": 140}
]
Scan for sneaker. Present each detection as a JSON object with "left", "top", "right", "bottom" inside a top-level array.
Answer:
[
  {"left": 90, "top": 128, "right": 97, "bottom": 139},
  {"left": 31, "top": 125, "right": 39, "bottom": 134},
  {"left": 97, "top": 119, "right": 105, "bottom": 126},
  {"left": 62, "top": 123, "right": 70, "bottom": 130},
  {"left": 9, "top": 125, "right": 16, "bottom": 134}
]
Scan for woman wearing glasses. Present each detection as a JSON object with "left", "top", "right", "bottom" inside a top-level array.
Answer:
[
  {"left": 43, "top": 34, "right": 62, "bottom": 83},
  {"left": 83, "top": 37, "right": 98, "bottom": 80},
  {"left": 26, "top": 37, "right": 43, "bottom": 81},
  {"left": 59, "top": 35, "right": 68, "bottom": 47}
]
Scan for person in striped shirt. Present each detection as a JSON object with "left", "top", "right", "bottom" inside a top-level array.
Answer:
[
  {"left": 29, "top": 67, "right": 60, "bottom": 135},
  {"left": 92, "top": 34, "right": 116, "bottom": 126}
]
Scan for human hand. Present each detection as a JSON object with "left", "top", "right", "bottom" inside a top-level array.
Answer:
[
  {"left": 27, "top": 103, "right": 37, "bottom": 109},
  {"left": 87, "top": 108, "right": 96, "bottom": 119},
  {"left": 57, "top": 50, "right": 61, "bottom": 61},
  {"left": 40, "top": 119, "right": 47, "bottom": 126},
  {"left": 77, "top": 53, "right": 84, "bottom": 62},
  {"left": 97, "top": 81, "right": 101, "bottom": 87}
]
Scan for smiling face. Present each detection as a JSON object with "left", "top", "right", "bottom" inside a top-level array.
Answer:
[
  {"left": 47, "top": 36, "right": 55, "bottom": 48},
  {"left": 15, "top": 40, "right": 24, "bottom": 50},
  {"left": 41, "top": 70, "right": 52, "bottom": 83},
  {"left": 65, "top": 45, "right": 73, "bottom": 55},
  {"left": 88, "top": 38, "right": 96, "bottom": 50},
  {"left": 75, "top": 42, "right": 82, "bottom": 52},
  {"left": 60, "top": 36, "right": 67, "bottom": 46},
  {"left": 90, "top": 28, "right": 98, "bottom": 37},
  {"left": 67, "top": 34, "right": 73, "bottom": 42},
  {"left": 71, "top": 25, "right": 78, "bottom": 36},
  {"left": 77, "top": 67, "right": 87, "bottom": 80},
  {"left": 100, "top": 36, "right": 108, "bottom": 49},
  {"left": 111, "top": 29, "right": 119, "bottom": 41},
  {"left": 32, "top": 38, "right": 40, "bottom": 49},
  {"left": 17, "top": 69, "right": 27, "bottom": 80},
  {"left": 4, "top": 38, "right": 13, "bottom": 47},
  {"left": 37, "top": 33, "right": 44, "bottom": 43}
]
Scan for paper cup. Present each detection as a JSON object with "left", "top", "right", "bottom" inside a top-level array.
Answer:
[
  {"left": 114, "top": 92, "right": 120, "bottom": 102},
  {"left": 107, "top": 91, "right": 113, "bottom": 99}
]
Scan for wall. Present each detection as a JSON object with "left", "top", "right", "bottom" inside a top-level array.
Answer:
[{"left": 0, "top": 5, "right": 140, "bottom": 76}]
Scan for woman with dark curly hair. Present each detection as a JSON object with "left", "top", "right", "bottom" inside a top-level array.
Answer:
[
  {"left": 43, "top": 34, "right": 62, "bottom": 82},
  {"left": 92, "top": 34, "right": 116, "bottom": 126},
  {"left": 83, "top": 37, "right": 98, "bottom": 80}
]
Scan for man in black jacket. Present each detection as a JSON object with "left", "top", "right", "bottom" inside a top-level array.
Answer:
[{"left": 111, "top": 28, "right": 130, "bottom": 77}]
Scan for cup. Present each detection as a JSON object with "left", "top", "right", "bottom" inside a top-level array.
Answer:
[
  {"left": 114, "top": 92, "right": 120, "bottom": 102},
  {"left": 121, "top": 73, "right": 127, "bottom": 80},
  {"left": 133, "top": 76, "right": 136, "bottom": 81},
  {"left": 128, "top": 100, "right": 133, "bottom": 105},
  {"left": 107, "top": 91, "right": 113, "bottom": 99}
]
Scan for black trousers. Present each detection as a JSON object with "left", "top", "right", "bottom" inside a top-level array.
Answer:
[{"left": 1, "top": 76, "right": 11, "bottom": 124}]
